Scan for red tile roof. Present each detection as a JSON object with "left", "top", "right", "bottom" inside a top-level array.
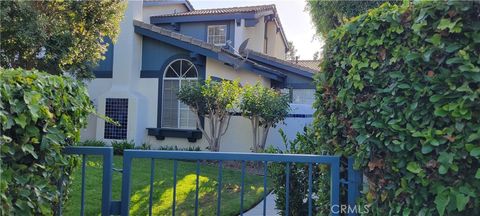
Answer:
[
  {"left": 247, "top": 50, "right": 318, "bottom": 74},
  {"left": 289, "top": 60, "right": 321, "bottom": 72},
  {"left": 151, "top": 4, "right": 276, "bottom": 18}
]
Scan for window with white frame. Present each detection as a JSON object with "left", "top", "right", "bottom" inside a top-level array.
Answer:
[
  {"left": 162, "top": 59, "right": 198, "bottom": 129},
  {"left": 207, "top": 25, "right": 227, "bottom": 46}
]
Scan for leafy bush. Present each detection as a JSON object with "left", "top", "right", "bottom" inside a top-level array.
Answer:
[
  {"left": 79, "top": 139, "right": 106, "bottom": 147},
  {"left": 315, "top": 1, "right": 480, "bottom": 215},
  {"left": 111, "top": 140, "right": 135, "bottom": 155},
  {"left": 135, "top": 142, "right": 152, "bottom": 150},
  {"left": 266, "top": 128, "right": 328, "bottom": 215},
  {"left": 0, "top": 68, "right": 93, "bottom": 215},
  {"left": 305, "top": 0, "right": 400, "bottom": 37}
]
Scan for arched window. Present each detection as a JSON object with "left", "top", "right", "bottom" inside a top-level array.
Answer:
[{"left": 162, "top": 59, "right": 198, "bottom": 129}]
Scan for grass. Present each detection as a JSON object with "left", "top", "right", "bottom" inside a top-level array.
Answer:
[{"left": 64, "top": 156, "right": 271, "bottom": 215}]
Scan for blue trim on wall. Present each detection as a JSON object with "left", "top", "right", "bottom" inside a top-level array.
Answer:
[
  {"left": 245, "top": 18, "right": 259, "bottom": 27},
  {"left": 135, "top": 26, "right": 219, "bottom": 59},
  {"left": 229, "top": 112, "right": 312, "bottom": 118},
  {"left": 210, "top": 76, "right": 224, "bottom": 82},
  {"left": 285, "top": 83, "right": 316, "bottom": 89},
  {"left": 151, "top": 12, "right": 270, "bottom": 24},
  {"left": 147, "top": 128, "right": 202, "bottom": 142},
  {"left": 139, "top": 70, "right": 159, "bottom": 78},
  {"left": 93, "top": 37, "right": 114, "bottom": 78},
  {"left": 145, "top": 54, "right": 206, "bottom": 132},
  {"left": 94, "top": 70, "right": 113, "bottom": 78}
]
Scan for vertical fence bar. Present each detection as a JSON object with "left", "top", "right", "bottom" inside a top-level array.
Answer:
[
  {"left": 101, "top": 148, "right": 113, "bottom": 216},
  {"left": 347, "top": 157, "right": 362, "bottom": 216},
  {"left": 195, "top": 160, "right": 200, "bottom": 216},
  {"left": 217, "top": 160, "right": 223, "bottom": 216},
  {"left": 330, "top": 158, "right": 341, "bottom": 216},
  {"left": 240, "top": 161, "right": 246, "bottom": 215},
  {"left": 121, "top": 153, "right": 133, "bottom": 216},
  {"left": 285, "top": 162, "right": 290, "bottom": 216},
  {"left": 307, "top": 163, "right": 313, "bottom": 216},
  {"left": 263, "top": 161, "right": 268, "bottom": 216},
  {"left": 172, "top": 160, "right": 178, "bottom": 216},
  {"left": 80, "top": 154, "right": 86, "bottom": 216},
  {"left": 149, "top": 159, "right": 155, "bottom": 216}
]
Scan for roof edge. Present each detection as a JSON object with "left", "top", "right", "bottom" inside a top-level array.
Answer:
[
  {"left": 268, "top": 5, "right": 289, "bottom": 51},
  {"left": 247, "top": 50, "right": 315, "bottom": 78},
  {"left": 132, "top": 20, "right": 286, "bottom": 81},
  {"left": 143, "top": 0, "right": 194, "bottom": 11}
]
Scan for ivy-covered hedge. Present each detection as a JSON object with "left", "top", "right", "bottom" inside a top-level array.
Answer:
[
  {"left": 0, "top": 68, "right": 93, "bottom": 215},
  {"left": 315, "top": 1, "right": 479, "bottom": 215}
]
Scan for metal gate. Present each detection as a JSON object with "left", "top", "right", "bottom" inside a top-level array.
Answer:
[{"left": 61, "top": 147, "right": 362, "bottom": 216}]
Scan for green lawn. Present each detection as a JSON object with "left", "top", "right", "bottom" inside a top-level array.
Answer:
[{"left": 64, "top": 156, "right": 270, "bottom": 216}]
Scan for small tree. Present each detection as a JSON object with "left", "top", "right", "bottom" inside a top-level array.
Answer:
[
  {"left": 177, "top": 78, "right": 241, "bottom": 152},
  {"left": 0, "top": 1, "right": 125, "bottom": 79},
  {"left": 286, "top": 41, "right": 298, "bottom": 60},
  {"left": 313, "top": 51, "right": 320, "bottom": 60},
  {"left": 240, "top": 83, "right": 290, "bottom": 152}
]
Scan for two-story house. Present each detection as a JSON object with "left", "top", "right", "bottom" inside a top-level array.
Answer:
[{"left": 81, "top": 0, "right": 317, "bottom": 152}]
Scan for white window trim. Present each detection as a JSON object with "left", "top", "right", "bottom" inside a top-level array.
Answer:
[
  {"left": 161, "top": 59, "right": 199, "bottom": 129},
  {"left": 207, "top": 25, "right": 227, "bottom": 46}
]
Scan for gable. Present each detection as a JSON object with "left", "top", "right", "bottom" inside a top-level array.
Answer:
[{"left": 134, "top": 20, "right": 312, "bottom": 86}]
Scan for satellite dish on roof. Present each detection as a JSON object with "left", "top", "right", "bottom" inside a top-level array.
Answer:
[
  {"left": 238, "top": 38, "right": 249, "bottom": 55},
  {"left": 226, "top": 39, "right": 250, "bottom": 71}
]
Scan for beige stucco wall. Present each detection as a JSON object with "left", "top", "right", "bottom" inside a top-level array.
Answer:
[
  {"left": 205, "top": 58, "right": 270, "bottom": 86},
  {"left": 80, "top": 79, "right": 112, "bottom": 141},
  {"left": 234, "top": 18, "right": 266, "bottom": 53},
  {"left": 266, "top": 21, "right": 277, "bottom": 57},
  {"left": 274, "top": 31, "right": 287, "bottom": 60},
  {"left": 81, "top": 1, "right": 146, "bottom": 145},
  {"left": 147, "top": 58, "right": 270, "bottom": 152},
  {"left": 234, "top": 18, "right": 286, "bottom": 59},
  {"left": 266, "top": 20, "right": 287, "bottom": 60}
]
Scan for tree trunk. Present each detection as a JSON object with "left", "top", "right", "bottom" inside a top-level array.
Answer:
[
  {"left": 251, "top": 117, "right": 259, "bottom": 152},
  {"left": 259, "top": 125, "right": 271, "bottom": 150},
  {"left": 192, "top": 109, "right": 232, "bottom": 152}
]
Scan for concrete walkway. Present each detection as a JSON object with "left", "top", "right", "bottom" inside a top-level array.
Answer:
[{"left": 243, "top": 192, "right": 279, "bottom": 216}]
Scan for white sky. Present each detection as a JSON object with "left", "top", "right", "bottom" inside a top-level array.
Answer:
[{"left": 190, "top": 0, "right": 324, "bottom": 60}]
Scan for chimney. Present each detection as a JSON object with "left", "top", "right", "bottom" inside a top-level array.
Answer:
[{"left": 295, "top": 56, "right": 299, "bottom": 64}]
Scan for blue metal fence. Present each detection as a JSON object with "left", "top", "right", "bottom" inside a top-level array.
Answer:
[
  {"left": 61, "top": 146, "right": 362, "bottom": 216},
  {"left": 62, "top": 147, "right": 113, "bottom": 216}
]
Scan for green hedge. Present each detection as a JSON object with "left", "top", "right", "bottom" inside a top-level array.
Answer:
[
  {"left": 315, "top": 1, "right": 479, "bottom": 215},
  {"left": 267, "top": 128, "right": 326, "bottom": 215},
  {"left": 0, "top": 68, "right": 93, "bottom": 215},
  {"left": 111, "top": 140, "right": 135, "bottom": 155}
]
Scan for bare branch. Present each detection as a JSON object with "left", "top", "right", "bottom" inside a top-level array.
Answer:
[{"left": 220, "top": 115, "right": 232, "bottom": 136}]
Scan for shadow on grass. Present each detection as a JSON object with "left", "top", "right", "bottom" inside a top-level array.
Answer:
[{"left": 64, "top": 156, "right": 270, "bottom": 216}]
